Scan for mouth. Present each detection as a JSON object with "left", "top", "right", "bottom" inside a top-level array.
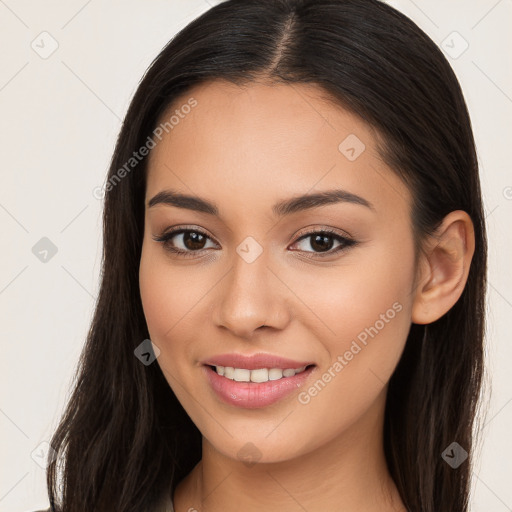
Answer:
[{"left": 202, "top": 363, "right": 317, "bottom": 409}]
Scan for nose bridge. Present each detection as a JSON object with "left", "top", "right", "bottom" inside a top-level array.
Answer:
[{"left": 213, "top": 240, "right": 287, "bottom": 337}]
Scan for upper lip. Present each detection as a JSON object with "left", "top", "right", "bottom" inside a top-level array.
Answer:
[{"left": 202, "top": 353, "right": 315, "bottom": 370}]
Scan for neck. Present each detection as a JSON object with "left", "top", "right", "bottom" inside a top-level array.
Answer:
[{"left": 173, "top": 388, "right": 405, "bottom": 512}]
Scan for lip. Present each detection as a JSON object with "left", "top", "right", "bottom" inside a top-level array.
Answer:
[
  {"left": 202, "top": 363, "right": 317, "bottom": 409},
  {"left": 201, "top": 352, "right": 315, "bottom": 370}
]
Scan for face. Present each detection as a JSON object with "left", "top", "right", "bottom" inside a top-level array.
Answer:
[{"left": 139, "top": 80, "right": 417, "bottom": 464}]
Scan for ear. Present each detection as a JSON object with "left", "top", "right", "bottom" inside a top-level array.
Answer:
[{"left": 411, "top": 210, "right": 475, "bottom": 325}]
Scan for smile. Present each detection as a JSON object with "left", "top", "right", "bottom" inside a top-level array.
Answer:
[{"left": 210, "top": 365, "right": 309, "bottom": 383}]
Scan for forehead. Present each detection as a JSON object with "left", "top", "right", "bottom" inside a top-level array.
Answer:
[{"left": 145, "top": 79, "right": 411, "bottom": 220}]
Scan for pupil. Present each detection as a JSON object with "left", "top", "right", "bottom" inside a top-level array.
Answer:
[
  {"left": 311, "top": 234, "right": 333, "bottom": 252},
  {"left": 184, "top": 231, "right": 206, "bottom": 250}
]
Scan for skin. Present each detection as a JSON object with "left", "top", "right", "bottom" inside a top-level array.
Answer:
[{"left": 138, "top": 80, "right": 475, "bottom": 512}]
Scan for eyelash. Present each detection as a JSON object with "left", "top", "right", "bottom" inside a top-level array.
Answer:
[{"left": 152, "top": 226, "right": 358, "bottom": 260}]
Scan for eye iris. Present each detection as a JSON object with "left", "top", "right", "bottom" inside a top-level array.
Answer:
[
  {"left": 184, "top": 231, "right": 206, "bottom": 250},
  {"left": 310, "top": 234, "right": 334, "bottom": 252}
]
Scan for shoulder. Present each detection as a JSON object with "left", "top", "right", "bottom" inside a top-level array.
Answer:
[{"left": 29, "top": 508, "right": 51, "bottom": 512}]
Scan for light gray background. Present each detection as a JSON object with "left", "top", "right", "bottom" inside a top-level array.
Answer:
[{"left": 1, "top": 0, "right": 511, "bottom": 510}]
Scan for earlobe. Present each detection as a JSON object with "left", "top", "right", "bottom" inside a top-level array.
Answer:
[{"left": 411, "top": 211, "right": 475, "bottom": 325}]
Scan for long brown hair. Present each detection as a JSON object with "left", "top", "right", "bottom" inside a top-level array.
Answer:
[{"left": 46, "top": 1, "right": 487, "bottom": 510}]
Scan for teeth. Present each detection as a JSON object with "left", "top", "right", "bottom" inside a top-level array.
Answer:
[
  {"left": 233, "top": 368, "right": 251, "bottom": 382},
  {"left": 214, "top": 365, "right": 307, "bottom": 383},
  {"left": 251, "top": 368, "right": 268, "bottom": 383},
  {"left": 268, "top": 368, "right": 283, "bottom": 381}
]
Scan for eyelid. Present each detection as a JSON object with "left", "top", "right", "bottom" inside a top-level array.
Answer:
[
  {"left": 154, "top": 225, "right": 219, "bottom": 246},
  {"left": 293, "top": 225, "right": 353, "bottom": 241}
]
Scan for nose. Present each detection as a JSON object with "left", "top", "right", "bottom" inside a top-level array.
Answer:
[{"left": 212, "top": 250, "right": 291, "bottom": 340}]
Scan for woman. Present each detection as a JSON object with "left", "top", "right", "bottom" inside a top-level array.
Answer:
[{"left": 41, "top": 0, "right": 487, "bottom": 510}]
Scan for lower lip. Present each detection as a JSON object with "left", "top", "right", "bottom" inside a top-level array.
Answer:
[{"left": 203, "top": 365, "right": 316, "bottom": 409}]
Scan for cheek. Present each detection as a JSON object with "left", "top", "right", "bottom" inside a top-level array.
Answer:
[
  {"left": 138, "top": 245, "right": 213, "bottom": 366},
  {"left": 139, "top": 253, "right": 192, "bottom": 402},
  {"left": 139, "top": 256, "right": 174, "bottom": 340},
  {"left": 331, "top": 256, "right": 413, "bottom": 349}
]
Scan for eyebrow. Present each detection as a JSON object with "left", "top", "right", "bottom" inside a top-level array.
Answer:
[{"left": 147, "top": 188, "right": 375, "bottom": 216}]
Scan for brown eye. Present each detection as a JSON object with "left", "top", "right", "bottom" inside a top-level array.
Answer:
[
  {"left": 290, "top": 229, "right": 357, "bottom": 258},
  {"left": 152, "top": 228, "right": 218, "bottom": 257}
]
